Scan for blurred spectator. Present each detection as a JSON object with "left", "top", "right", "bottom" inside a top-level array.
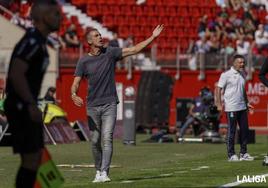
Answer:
[
  {"left": 0, "top": 0, "right": 13, "bottom": 8},
  {"left": 225, "top": 21, "right": 237, "bottom": 39},
  {"left": 63, "top": 24, "right": 80, "bottom": 48},
  {"left": 10, "top": 11, "right": 25, "bottom": 27},
  {"left": 251, "top": 0, "right": 268, "bottom": 11},
  {"left": 211, "top": 16, "right": 225, "bottom": 38},
  {"left": 58, "top": 0, "right": 66, "bottom": 4},
  {"left": 0, "top": 87, "right": 6, "bottom": 122},
  {"left": 228, "top": 13, "right": 242, "bottom": 28},
  {"left": 207, "top": 34, "right": 220, "bottom": 53},
  {"left": 236, "top": 35, "right": 251, "bottom": 56},
  {"left": 44, "top": 87, "right": 56, "bottom": 103},
  {"left": 177, "top": 87, "right": 212, "bottom": 140},
  {"left": 242, "top": 0, "right": 251, "bottom": 11},
  {"left": 216, "top": 0, "right": 229, "bottom": 8},
  {"left": 48, "top": 32, "right": 66, "bottom": 49},
  {"left": 230, "top": 0, "right": 242, "bottom": 11},
  {"left": 198, "top": 15, "right": 209, "bottom": 38},
  {"left": 195, "top": 36, "right": 210, "bottom": 53},
  {"left": 108, "top": 33, "right": 119, "bottom": 47},
  {"left": 242, "top": 17, "right": 256, "bottom": 39},
  {"left": 122, "top": 35, "right": 134, "bottom": 70},
  {"left": 225, "top": 41, "right": 236, "bottom": 55},
  {"left": 123, "top": 35, "right": 134, "bottom": 48},
  {"left": 217, "top": 5, "right": 229, "bottom": 19},
  {"left": 254, "top": 24, "right": 268, "bottom": 51},
  {"left": 264, "top": 15, "right": 268, "bottom": 32}
]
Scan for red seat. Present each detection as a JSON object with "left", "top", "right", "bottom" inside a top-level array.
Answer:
[
  {"left": 155, "top": 6, "right": 168, "bottom": 17},
  {"left": 86, "top": 5, "right": 99, "bottom": 17},
  {"left": 166, "top": 6, "right": 177, "bottom": 17},
  {"left": 115, "top": 15, "right": 128, "bottom": 26},
  {"left": 178, "top": 0, "right": 188, "bottom": 8},
  {"left": 83, "top": 0, "right": 95, "bottom": 4},
  {"left": 166, "top": 0, "right": 177, "bottom": 6},
  {"left": 191, "top": 7, "right": 202, "bottom": 17},
  {"left": 190, "top": 0, "right": 199, "bottom": 7},
  {"left": 102, "top": 16, "right": 115, "bottom": 27},
  {"left": 99, "top": 5, "right": 113, "bottom": 16},
  {"left": 120, "top": 5, "right": 133, "bottom": 16},
  {"left": 178, "top": 7, "right": 189, "bottom": 17},
  {"left": 68, "top": 0, "right": 243, "bottom": 57},
  {"left": 136, "top": 16, "right": 148, "bottom": 26},
  {"left": 130, "top": 26, "right": 142, "bottom": 37},
  {"left": 146, "top": 0, "right": 163, "bottom": 6},
  {"left": 118, "top": 26, "right": 130, "bottom": 38},
  {"left": 76, "top": 26, "right": 85, "bottom": 41},
  {"left": 70, "top": 15, "right": 79, "bottom": 25},
  {"left": 131, "top": 6, "right": 142, "bottom": 16}
]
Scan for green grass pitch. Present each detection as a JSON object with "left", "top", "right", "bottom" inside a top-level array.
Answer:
[{"left": 0, "top": 134, "right": 268, "bottom": 188}]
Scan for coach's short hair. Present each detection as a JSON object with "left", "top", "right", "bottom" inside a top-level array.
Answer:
[
  {"left": 31, "top": 0, "right": 58, "bottom": 21},
  {"left": 86, "top": 28, "right": 99, "bottom": 40},
  {"left": 232, "top": 54, "right": 245, "bottom": 62}
]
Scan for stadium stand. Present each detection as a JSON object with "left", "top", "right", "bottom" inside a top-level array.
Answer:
[{"left": 1, "top": 0, "right": 267, "bottom": 62}]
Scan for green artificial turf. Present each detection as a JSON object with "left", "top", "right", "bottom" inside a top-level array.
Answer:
[{"left": 0, "top": 134, "right": 268, "bottom": 188}]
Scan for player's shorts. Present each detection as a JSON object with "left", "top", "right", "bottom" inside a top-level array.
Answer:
[{"left": 4, "top": 98, "right": 44, "bottom": 154}]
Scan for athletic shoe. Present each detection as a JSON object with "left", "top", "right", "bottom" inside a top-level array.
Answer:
[
  {"left": 92, "top": 170, "right": 102, "bottom": 183},
  {"left": 240, "top": 153, "right": 254, "bottom": 161},
  {"left": 228, "top": 154, "right": 239, "bottom": 162},
  {"left": 101, "top": 171, "right": 111, "bottom": 182}
]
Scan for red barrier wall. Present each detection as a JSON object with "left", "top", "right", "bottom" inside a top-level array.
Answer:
[{"left": 57, "top": 68, "right": 268, "bottom": 129}]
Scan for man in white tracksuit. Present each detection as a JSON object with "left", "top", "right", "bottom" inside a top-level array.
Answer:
[{"left": 215, "top": 54, "right": 254, "bottom": 162}]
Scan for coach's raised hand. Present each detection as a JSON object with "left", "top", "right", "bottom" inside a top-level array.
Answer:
[
  {"left": 122, "top": 24, "right": 164, "bottom": 58},
  {"left": 152, "top": 24, "right": 164, "bottom": 38}
]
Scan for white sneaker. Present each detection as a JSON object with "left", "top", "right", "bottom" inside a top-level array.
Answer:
[
  {"left": 101, "top": 171, "right": 111, "bottom": 182},
  {"left": 240, "top": 153, "right": 254, "bottom": 161},
  {"left": 92, "top": 170, "right": 102, "bottom": 183},
  {"left": 228, "top": 154, "right": 239, "bottom": 162}
]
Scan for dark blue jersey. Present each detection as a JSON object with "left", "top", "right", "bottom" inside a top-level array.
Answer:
[{"left": 6, "top": 28, "right": 49, "bottom": 102}]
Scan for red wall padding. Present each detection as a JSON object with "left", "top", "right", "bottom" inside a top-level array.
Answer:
[{"left": 57, "top": 68, "right": 268, "bottom": 129}]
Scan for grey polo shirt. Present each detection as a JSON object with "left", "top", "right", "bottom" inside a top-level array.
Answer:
[{"left": 217, "top": 66, "right": 247, "bottom": 112}]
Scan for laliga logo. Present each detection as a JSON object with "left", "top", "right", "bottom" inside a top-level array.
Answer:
[{"left": 237, "top": 175, "right": 266, "bottom": 183}]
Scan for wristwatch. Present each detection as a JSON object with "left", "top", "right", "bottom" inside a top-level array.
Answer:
[{"left": 71, "top": 93, "right": 76, "bottom": 97}]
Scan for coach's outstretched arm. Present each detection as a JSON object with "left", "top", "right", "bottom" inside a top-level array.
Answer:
[{"left": 122, "top": 24, "right": 164, "bottom": 58}]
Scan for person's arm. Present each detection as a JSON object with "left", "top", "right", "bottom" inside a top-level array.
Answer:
[
  {"left": 122, "top": 25, "right": 164, "bottom": 58},
  {"left": 258, "top": 59, "right": 268, "bottom": 87},
  {"left": 188, "top": 104, "right": 195, "bottom": 116},
  {"left": 71, "top": 76, "right": 83, "bottom": 107},
  {"left": 9, "top": 58, "right": 36, "bottom": 105},
  {"left": 65, "top": 33, "right": 80, "bottom": 45},
  {"left": 215, "top": 86, "right": 223, "bottom": 112},
  {"left": 9, "top": 58, "right": 42, "bottom": 123}
]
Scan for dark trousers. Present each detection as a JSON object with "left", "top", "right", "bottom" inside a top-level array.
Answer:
[{"left": 226, "top": 110, "right": 249, "bottom": 158}]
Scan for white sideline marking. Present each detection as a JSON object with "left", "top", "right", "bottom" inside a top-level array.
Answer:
[
  {"left": 121, "top": 180, "right": 134, "bottom": 183},
  {"left": 160, "top": 173, "right": 173, "bottom": 177},
  {"left": 219, "top": 173, "right": 268, "bottom": 187},
  {"left": 191, "top": 166, "right": 210, "bottom": 171},
  {"left": 140, "top": 168, "right": 159, "bottom": 171},
  {"left": 174, "top": 171, "right": 188, "bottom": 174},
  {"left": 57, "top": 164, "right": 121, "bottom": 168},
  {"left": 174, "top": 153, "right": 186, "bottom": 156},
  {"left": 199, "top": 166, "right": 210, "bottom": 169},
  {"left": 62, "top": 169, "right": 83, "bottom": 172}
]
